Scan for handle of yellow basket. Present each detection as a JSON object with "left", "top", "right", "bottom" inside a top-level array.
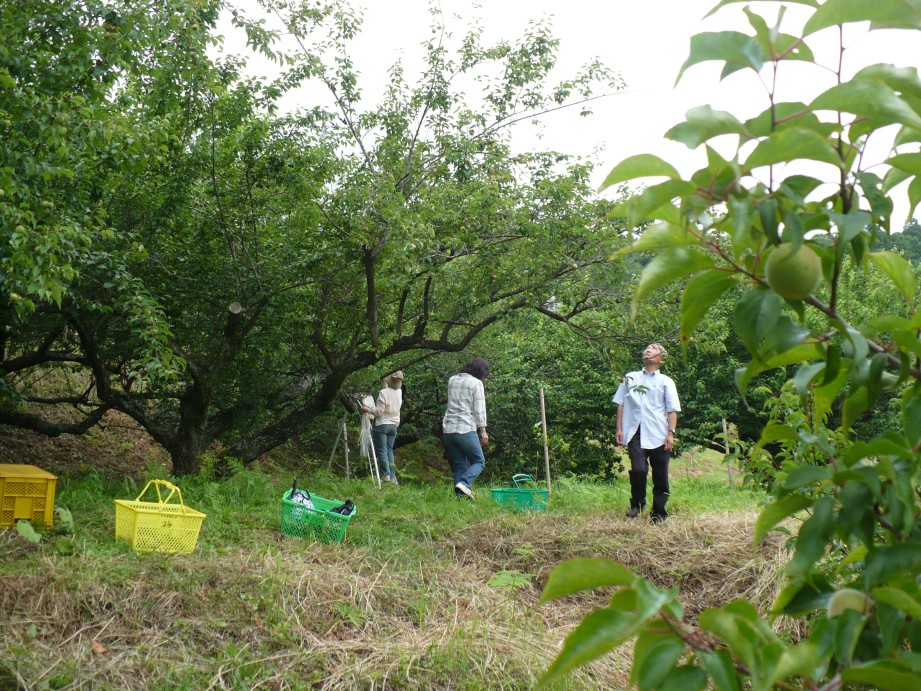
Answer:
[{"left": 135, "top": 479, "right": 190, "bottom": 514}]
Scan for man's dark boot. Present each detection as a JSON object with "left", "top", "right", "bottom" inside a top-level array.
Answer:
[
  {"left": 652, "top": 490, "right": 669, "bottom": 523},
  {"left": 628, "top": 470, "right": 647, "bottom": 515}
]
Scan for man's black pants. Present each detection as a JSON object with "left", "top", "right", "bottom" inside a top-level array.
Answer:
[{"left": 627, "top": 428, "right": 670, "bottom": 519}]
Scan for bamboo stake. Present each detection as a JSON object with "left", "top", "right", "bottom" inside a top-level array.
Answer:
[
  {"left": 539, "top": 387, "right": 552, "bottom": 497},
  {"left": 723, "top": 418, "right": 734, "bottom": 491},
  {"left": 328, "top": 418, "right": 344, "bottom": 470},
  {"left": 342, "top": 416, "right": 350, "bottom": 480}
]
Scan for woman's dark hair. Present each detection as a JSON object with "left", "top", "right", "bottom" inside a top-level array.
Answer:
[{"left": 459, "top": 357, "right": 490, "bottom": 381}]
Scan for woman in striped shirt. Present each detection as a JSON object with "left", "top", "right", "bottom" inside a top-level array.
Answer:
[{"left": 442, "top": 358, "right": 490, "bottom": 499}]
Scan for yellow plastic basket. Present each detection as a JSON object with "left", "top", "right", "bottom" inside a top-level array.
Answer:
[{"left": 114, "top": 480, "right": 206, "bottom": 554}]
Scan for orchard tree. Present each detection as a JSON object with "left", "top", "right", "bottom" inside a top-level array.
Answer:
[
  {"left": 540, "top": 1, "right": 921, "bottom": 689},
  {"left": 0, "top": 0, "right": 200, "bottom": 407},
  {"left": 1, "top": 0, "right": 625, "bottom": 474}
]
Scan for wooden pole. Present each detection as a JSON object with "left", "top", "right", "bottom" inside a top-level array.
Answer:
[
  {"left": 539, "top": 387, "right": 552, "bottom": 497},
  {"left": 723, "top": 418, "right": 734, "bottom": 491}
]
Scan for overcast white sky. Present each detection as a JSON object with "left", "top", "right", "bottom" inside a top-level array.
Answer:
[{"left": 218, "top": 0, "right": 921, "bottom": 227}]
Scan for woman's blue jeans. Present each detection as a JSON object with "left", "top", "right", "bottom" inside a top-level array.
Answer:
[
  {"left": 442, "top": 431, "right": 485, "bottom": 488},
  {"left": 372, "top": 424, "right": 398, "bottom": 480}
]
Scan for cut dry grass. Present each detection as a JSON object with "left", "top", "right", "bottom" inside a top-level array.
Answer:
[
  {"left": 0, "top": 435, "right": 782, "bottom": 690},
  {"left": 1, "top": 495, "right": 790, "bottom": 690}
]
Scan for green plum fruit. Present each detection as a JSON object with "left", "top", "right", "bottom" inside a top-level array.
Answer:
[{"left": 764, "top": 242, "right": 821, "bottom": 300}]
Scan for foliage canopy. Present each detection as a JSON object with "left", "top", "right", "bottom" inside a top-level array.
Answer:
[{"left": 1, "top": 0, "right": 624, "bottom": 474}]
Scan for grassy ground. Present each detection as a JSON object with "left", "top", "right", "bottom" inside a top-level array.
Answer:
[{"left": 0, "top": 449, "right": 777, "bottom": 690}]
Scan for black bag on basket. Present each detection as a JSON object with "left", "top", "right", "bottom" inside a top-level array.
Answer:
[{"left": 330, "top": 499, "right": 355, "bottom": 516}]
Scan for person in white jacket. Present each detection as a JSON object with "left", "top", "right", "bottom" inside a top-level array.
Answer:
[{"left": 363, "top": 371, "right": 404, "bottom": 485}]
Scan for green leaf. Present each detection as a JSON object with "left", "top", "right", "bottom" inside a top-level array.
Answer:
[
  {"left": 778, "top": 175, "right": 826, "bottom": 204},
  {"left": 869, "top": 250, "right": 916, "bottom": 301},
  {"left": 676, "top": 31, "right": 765, "bottom": 85},
  {"left": 842, "top": 387, "right": 870, "bottom": 431},
  {"left": 786, "top": 497, "right": 835, "bottom": 578},
  {"left": 536, "top": 607, "right": 635, "bottom": 688},
  {"left": 15, "top": 520, "right": 42, "bottom": 544},
  {"left": 843, "top": 433, "right": 912, "bottom": 466},
  {"left": 842, "top": 660, "right": 921, "bottom": 691},
  {"left": 698, "top": 650, "right": 742, "bottom": 691},
  {"left": 772, "top": 576, "right": 834, "bottom": 616},
  {"left": 598, "top": 154, "right": 680, "bottom": 192},
  {"left": 909, "top": 176, "right": 921, "bottom": 218},
  {"left": 887, "top": 151, "right": 921, "bottom": 178},
  {"left": 617, "top": 223, "right": 699, "bottom": 256},
  {"left": 728, "top": 196, "right": 757, "bottom": 249},
  {"left": 705, "top": 0, "right": 819, "bottom": 20},
  {"left": 828, "top": 210, "right": 872, "bottom": 257},
  {"left": 681, "top": 270, "right": 737, "bottom": 338},
  {"left": 853, "top": 64, "right": 921, "bottom": 99},
  {"left": 697, "top": 603, "right": 764, "bottom": 674},
  {"left": 762, "top": 316, "right": 811, "bottom": 357},
  {"left": 744, "top": 128, "right": 842, "bottom": 169},
  {"left": 783, "top": 464, "right": 832, "bottom": 490},
  {"left": 54, "top": 536, "right": 75, "bottom": 555},
  {"left": 775, "top": 642, "right": 822, "bottom": 684},
  {"left": 792, "top": 361, "right": 825, "bottom": 398},
  {"left": 811, "top": 79, "right": 921, "bottom": 131},
  {"left": 734, "top": 287, "right": 782, "bottom": 356},
  {"left": 758, "top": 198, "right": 780, "bottom": 244},
  {"left": 872, "top": 586, "right": 921, "bottom": 620},
  {"left": 657, "top": 665, "right": 709, "bottom": 691},
  {"left": 632, "top": 578, "right": 680, "bottom": 620},
  {"left": 632, "top": 249, "right": 716, "bottom": 318},
  {"left": 735, "top": 344, "right": 823, "bottom": 399},
  {"left": 54, "top": 506, "right": 75, "bottom": 533},
  {"left": 865, "top": 544, "right": 921, "bottom": 588},
  {"left": 613, "top": 180, "right": 695, "bottom": 226},
  {"left": 840, "top": 325, "right": 870, "bottom": 363},
  {"left": 632, "top": 631, "right": 686, "bottom": 690},
  {"left": 871, "top": 314, "right": 915, "bottom": 332},
  {"left": 903, "top": 398, "right": 921, "bottom": 447},
  {"left": 745, "top": 102, "right": 837, "bottom": 138},
  {"left": 539, "top": 558, "right": 634, "bottom": 604},
  {"left": 754, "top": 495, "right": 812, "bottom": 546},
  {"left": 735, "top": 360, "right": 768, "bottom": 400},
  {"left": 763, "top": 343, "right": 824, "bottom": 368},
  {"left": 804, "top": 0, "right": 921, "bottom": 35},
  {"left": 883, "top": 165, "right": 913, "bottom": 194},
  {"left": 665, "top": 105, "right": 747, "bottom": 149},
  {"left": 760, "top": 423, "right": 798, "bottom": 443}
]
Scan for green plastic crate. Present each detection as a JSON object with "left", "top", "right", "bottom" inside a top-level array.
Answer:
[
  {"left": 280, "top": 489, "right": 356, "bottom": 544},
  {"left": 491, "top": 474, "right": 549, "bottom": 512}
]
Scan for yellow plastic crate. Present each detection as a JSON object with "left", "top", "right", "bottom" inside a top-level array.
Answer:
[
  {"left": 114, "top": 480, "right": 206, "bottom": 554},
  {"left": 0, "top": 464, "right": 57, "bottom": 528}
]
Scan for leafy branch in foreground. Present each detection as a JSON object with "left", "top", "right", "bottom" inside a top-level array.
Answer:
[{"left": 540, "top": 1, "right": 921, "bottom": 689}]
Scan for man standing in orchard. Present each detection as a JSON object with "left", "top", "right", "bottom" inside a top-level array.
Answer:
[{"left": 613, "top": 343, "right": 681, "bottom": 524}]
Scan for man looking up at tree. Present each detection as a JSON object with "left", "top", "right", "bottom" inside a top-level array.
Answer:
[{"left": 613, "top": 343, "right": 681, "bottom": 523}]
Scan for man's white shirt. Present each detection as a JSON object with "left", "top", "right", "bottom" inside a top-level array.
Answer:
[{"left": 612, "top": 369, "right": 681, "bottom": 449}]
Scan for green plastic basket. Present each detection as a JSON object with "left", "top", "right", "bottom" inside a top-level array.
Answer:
[
  {"left": 280, "top": 489, "right": 357, "bottom": 544},
  {"left": 491, "top": 474, "right": 549, "bottom": 512}
]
